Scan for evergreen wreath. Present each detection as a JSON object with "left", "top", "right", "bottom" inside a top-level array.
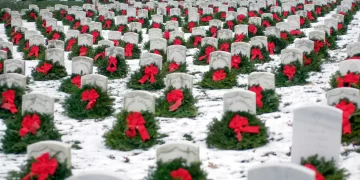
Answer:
[
  {"left": 64, "top": 85, "right": 114, "bottom": 120},
  {"left": 58, "top": 74, "right": 82, "bottom": 94},
  {"left": 337, "top": 22, "right": 347, "bottom": 35},
  {"left": 329, "top": 71, "right": 360, "bottom": 89},
  {"left": 127, "top": 64, "right": 166, "bottom": 90},
  {"left": 0, "top": 10, "right": 10, "bottom": 23},
  {"left": 199, "top": 14, "right": 213, "bottom": 26},
  {"left": 5, "top": 26, "right": 14, "bottom": 38},
  {"left": 280, "top": 31, "right": 295, "bottom": 44},
  {"left": 0, "top": 84, "right": 25, "bottom": 120},
  {"left": 236, "top": 14, "right": 249, "bottom": 24},
  {"left": 148, "top": 22, "right": 166, "bottom": 32},
  {"left": 168, "top": 37, "right": 186, "bottom": 46},
  {"left": 104, "top": 111, "right": 159, "bottom": 151},
  {"left": 92, "top": 45, "right": 110, "bottom": 66},
  {"left": 300, "top": 155, "right": 349, "bottom": 180},
  {"left": 267, "top": 35, "right": 288, "bottom": 55},
  {"left": 137, "top": 17, "right": 150, "bottom": 29},
  {"left": 248, "top": 85, "right": 280, "bottom": 115},
  {"left": 69, "top": 20, "right": 81, "bottom": 30},
  {"left": 185, "top": 35, "right": 204, "bottom": 49},
  {"left": 223, "top": 19, "right": 238, "bottom": 31},
  {"left": 121, "top": 42, "right": 141, "bottom": 59},
  {"left": 182, "top": 21, "right": 198, "bottom": 33},
  {"left": 261, "top": 17, "right": 276, "bottom": 28},
  {"left": 248, "top": 24, "right": 265, "bottom": 38},
  {"left": 206, "top": 26, "right": 220, "bottom": 38},
  {"left": 23, "top": 9, "right": 38, "bottom": 22},
  {"left": 214, "top": 11, "right": 227, "bottom": 21},
  {"left": 7, "top": 152, "right": 72, "bottom": 180},
  {"left": 68, "top": 45, "right": 95, "bottom": 60},
  {"left": 206, "top": 111, "right": 268, "bottom": 150},
  {"left": 63, "top": 14, "right": 76, "bottom": 26},
  {"left": 97, "top": 55, "right": 129, "bottom": 79},
  {"left": 275, "top": 61, "right": 309, "bottom": 87},
  {"left": 16, "top": 38, "right": 28, "bottom": 53},
  {"left": 303, "top": 51, "right": 323, "bottom": 72},
  {"left": 250, "top": 46, "right": 272, "bottom": 64},
  {"left": 90, "top": 30, "right": 104, "bottom": 44},
  {"left": 54, "top": 8, "right": 68, "bottom": 21},
  {"left": 234, "top": 33, "right": 250, "bottom": 42},
  {"left": 155, "top": 87, "right": 197, "bottom": 118},
  {"left": 311, "top": 39, "right": 329, "bottom": 58},
  {"left": 150, "top": 49, "right": 167, "bottom": 62},
  {"left": 23, "top": 45, "right": 46, "bottom": 60},
  {"left": 101, "top": 19, "right": 116, "bottom": 30},
  {"left": 163, "top": 61, "right": 187, "bottom": 74},
  {"left": 116, "top": 24, "right": 129, "bottom": 34},
  {"left": 47, "top": 30, "right": 66, "bottom": 41},
  {"left": 199, "top": 68, "right": 237, "bottom": 89},
  {"left": 218, "top": 39, "right": 233, "bottom": 53},
  {"left": 31, "top": 60, "right": 68, "bottom": 81},
  {"left": 193, "top": 44, "right": 217, "bottom": 65},
  {"left": 307, "top": 10, "right": 318, "bottom": 22},
  {"left": 326, "top": 32, "right": 337, "bottom": 50},
  {"left": 85, "top": 9, "right": 97, "bottom": 20},
  {"left": 167, "top": 15, "right": 183, "bottom": 26},
  {"left": 1, "top": 112, "right": 62, "bottom": 154},
  {"left": 300, "top": 16, "right": 311, "bottom": 28},
  {"left": 35, "top": 19, "right": 47, "bottom": 36},
  {"left": 145, "top": 158, "right": 207, "bottom": 180},
  {"left": 64, "top": 37, "right": 77, "bottom": 52},
  {"left": 231, "top": 54, "right": 255, "bottom": 74}
]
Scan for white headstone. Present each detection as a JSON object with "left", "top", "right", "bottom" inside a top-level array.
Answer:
[
  {"left": 209, "top": 51, "right": 232, "bottom": 70},
  {"left": 167, "top": 45, "right": 186, "bottom": 63},
  {"left": 326, "top": 87, "right": 360, "bottom": 106},
  {"left": 81, "top": 74, "right": 108, "bottom": 92},
  {"left": 3, "top": 59, "right": 25, "bottom": 75},
  {"left": 248, "top": 163, "right": 315, "bottom": 180},
  {"left": 223, "top": 89, "right": 256, "bottom": 114},
  {"left": 280, "top": 48, "right": 303, "bottom": 65},
  {"left": 22, "top": 93, "right": 54, "bottom": 115},
  {"left": 248, "top": 72, "right": 276, "bottom": 90},
  {"left": 72, "top": 56, "right": 93, "bottom": 75},
  {"left": 45, "top": 48, "right": 64, "bottom": 66},
  {"left": 156, "top": 143, "right": 200, "bottom": 165},
  {"left": 165, "top": 73, "right": 193, "bottom": 90},
  {"left": 0, "top": 73, "right": 26, "bottom": 88},
  {"left": 123, "top": 91, "right": 156, "bottom": 113},
  {"left": 231, "top": 42, "right": 251, "bottom": 58},
  {"left": 139, "top": 52, "right": 163, "bottom": 70},
  {"left": 27, "top": 141, "right": 71, "bottom": 168}
]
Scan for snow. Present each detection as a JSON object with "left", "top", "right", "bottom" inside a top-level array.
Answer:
[{"left": 1, "top": 6, "right": 360, "bottom": 180}]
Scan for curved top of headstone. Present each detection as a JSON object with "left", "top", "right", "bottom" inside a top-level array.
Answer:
[
  {"left": 66, "top": 172, "right": 128, "bottom": 180},
  {"left": 27, "top": 141, "right": 71, "bottom": 168},
  {"left": 248, "top": 163, "right": 315, "bottom": 180}
]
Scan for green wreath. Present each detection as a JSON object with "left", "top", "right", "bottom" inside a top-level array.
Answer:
[
  {"left": 300, "top": 16, "right": 312, "bottom": 28},
  {"left": 182, "top": 21, "right": 198, "bottom": 33},
  {"left": 218, "top": 39, "right": 233, "bottom": 53},
  {"left": 90, "top": 30, "right": 104, "bottom": 44},
  {"left": 97, "top": 55, "right": 129, "bottom": 79},
  {"left": 58, "top": 74, "right": 82, "bottom": 94},
  {"left": 326, "top": 31, "right": 337, "bottom": 50},
  {"left": 0, "top": 85, "right": 25, "bottom": 120},
  {"left": 54, "top": 8, "right": 68, "bottom": 20},
  {"left": 116, "top": 24, "right": 129, "bottom": 34},
  {"left": 248, "top": 24, "right": 265, "bottom": 38},
  {"left": 155, "top": 87, "right": 197, "bottom": 118},
  {"left": 231, "top": 54, "right": 254, "bottom": 74},
  {"left": 127, "top": 64, "right": 165, "bottom": 90},
  {"left": 334, "top": 98, "right": 360, "bottom": 143},
  {"left": 205, "top": 26, "right": 220, "bottom": 38},
  {"left": 206, "top": 111, "right": 268, "bottom": 150},
  {"left": 62, "top": 14, "right": 76, "bottom": 26},
  {"left": 120, "top": 42, "right": 141, "bottom": 59},
  {"left": 329, "top": 71, "right": 360, "bottom": 90},
  {"left": 92, "top": 45, "right": 110, "bottom": 66},
  {"left": 308, "top": 11, "right": 319, "bottom": 22},
  {"left": 311, "top": 39, "right": 329, "bottom": 58},
  {"left": 31, "top": 60, "right": 68, "bottom": 81},
  {"left": 138, "top": 17, "right": 150, "bottom": 29},
  {"left": 250, "top": 46, "right": 272, "bottom": 64},
  {"left": 275, "top": 61, "right": 309, "bottom": 87},
  {"left": 64, "top": 38, "right": 77, "bottom": 52},
  {"left": 337, "top": 23, "right": 348, "bottom": 35},
  {"left": 167, "top": 37, "right": 186, "bottom": 46},
  {"left": 163, "top": 61, "right": 187, "bottom": 74},
  {"left": 222, "top": 19, "right": 238, "bottom": 31},
  {"left": 262, "top": 17, "right": 276, "bottom": 27},
  {"left": 146, "top": 158, "right": 207, "bottom": 180},
  {"left": 193, "top": 45, "right": 217, "bottom": 65},
  {"left": 1, "top": 112, "right": 62, "bottom": 154},
  {"left": 303, "top": 51, "right": 323, "bottom": 72},
  {"left": 68, "top": 45, "right": 95, "bottom": 60},
  {"left": 300, "top": 155, "right": 349, "bottom": 180},
  {"left": 267, "top": 35, "right": 288, "bottom": 54},
  {"left": 35, "top": 18, "right": 47, "bottom": 35},
  {"left": 148, "top": 22, "right": 165, "bottom": 32},
  {"left": 0, "top": 10, "right": 10, "bottom": 23},
  {"left": 85, "top": 9, "right": 97, "bottom": 20},
  {"left": 23, "top": 9, "right": 38, "bottom": 22},
  {"left": 199, "top": 14, "right": 213, "bottom": 26},
  {"left": 199, "top": 68, "right": 237, "bottom": 89},
  {"left": 104, "top": 111, "right": 159, "bottom": 151},
  {"left": 167, "top": 15, "right": 183, "bottom": 26},
  {"left": 22, "top": 45, "right": 46, "bottom": 60},
  {"left": 185, "top": 35, "right": 204, "bottom": 49},
  {"left": 17, "top": 38, "right": 28, "bottom": 53},
  {"left": 280, "top": 31, "right": 295, "bottom": 44},
  {"left": 64, "top": 85, "right": 114, "bottom": 120},
  {"left": 214, "top": 11, "right": 226, "bottom": 21},
  {"left": 249, "top": 85, "right": 280, "bottom": 115},
  {"left": 69, "top": 20, "right": 81, "bottom": 30},
  {"left": 101, "top": 19, "right": 117, "bottom": 30},
  {"left": 47, "top": 31, "right": 66, "bottom": 41}
]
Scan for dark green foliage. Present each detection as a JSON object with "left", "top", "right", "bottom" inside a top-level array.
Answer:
[
  {"left": 231, "top": 55, "right": 255, "bottom": 74},
  {"left": 120, "top": 42, "right": 141, "bottom": 59},
  {"left": 31, "top": 61, "right": 68, "bottom": 81},
  {"left": 300, "top": 155, "right": 349, "bottom": 180},
  {"left": 275, "top": 61, "right": 309, "bottom": 87},
  {"left": 217, "top": 39, "right": 233, "bottom": 53},
  {"left": 311, "top": 39, "right": 329, "bottom": 58},
  {"left": 250, "top": 46, "right": 272, "bottom": 64},
  {"left": 116, "top": 24, "right": 129, "bottom": 34},
  {"left": 281, "top": 31, "right": 295, "bottom": 44},
  {"left": 185, "top": 35, "right": 203, "bottom": 49},
  {"left": 17, "top": 39, "right": 28, "bottom": 53},
  {"left": 168, "top": 37, "right": 186, "bottom": 46},
  {"left": 252, "top": 87, "right": 280, "bottom": 115},
  {"left": 97, "top": 55, "right": 129, "bottom": 79},
  {"left": 1, "top": 112, "right": 62, "bottom": 154},
  {"left": 248, "top": 24, "right": 265, "bottom": 38},
  {"left": 143, "top": 41, "right": 150, "bottom": 50},
  {"left": 262, "top": 17, "right": 276, "bottom": 27},
  {"left": 0, "top": 85, "right": 25, "bottom": 120},
  {"left": 22, "top": 45, "right": 46, "bottom": 60},
  {"left": 267, "top": 35, "right": 288, "bottom": 54},
  {"left": 47, "top": 31, "right": 66, "bottom": 41},
  {"left": 326, "top": 31, "right": 337, "bottom": 50},
  {"left": 193, "top": 45, "right": 217, "bottom": 65},
  {"left": 199, "top": 68, "right": 237, "bottom": 89},
  {"left": 23, "top": 9, "right": 38, "bottom": 22},
  {"left": 205, "top": 26, "right": 219, "bottom": 38},
  {"left": 206, "top": 111, "right": 268, "bottom": 150},
  {"left": 137, "top": 18, "right": 150, "bottom": 29},
  {"left": 182, "top": 21, "right": 198, "bottom": 33},
  {"left": 127, "top": 64, "right": 165, "bottom": 90},
  {"left": 7, "top": 155, "right": 72, "bottom": 180},
  {"left": 163, "top": 61, "right": 187, "bottom": 74},
  {"left": 104, "top": 111, "right": 159, "bottom": 151},
  {"left": 213, "top": 11, "right": 226, "bottom": 21},
  {"left": 90, "top": 30, "right": 104, "bottom": 44},
  {"left": 199, "top": 14, "right": 213, "bottom": 26},
  {"left": 68, "top": 45, "right": 95, "bottom": 60},
  {"left": 300, "top": 17, "right": 312, "bottom": 28},
  {"left": 222, "top": 20, "right": 237, "bottom": 31},
  {"left": 92, "top": 45, "right": 110, "bottom": 66},
  {"left": 156, "top": 87, "right": 197, "bottom": 118},
  {"left": 303, "top": 51, "right": 323, "bottom": 72},
  {"left": 146, "top": 158, "right": 207, "bottom": 180},
  {"left": 58, "top": 74, "right": 81, "bottom": 94},
  {"left": 64, "top": 85, "right": 114, "bottom": 120}
]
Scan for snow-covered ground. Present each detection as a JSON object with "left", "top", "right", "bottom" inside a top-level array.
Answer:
[{"left": 1, "top": 6, "right": 360, "bottom": 180}]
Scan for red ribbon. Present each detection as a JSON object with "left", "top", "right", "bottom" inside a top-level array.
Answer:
[
  {"left": 125, "top": 43, "right": 134, "bottom": 57},
  {"left": 248, "top": 11, "right": 256, "bottom": 17},
  {"left": 12, "top": 32, "right": 23, "bottom": 45},
  {"left": 219, "top": 42, "right": 230, "bottom": 52},
  {"left": 1, "top": 89, "right": 18, "bottom": 114},
  {"left": 170, "top": 168, "right": 192, "bottom": 180},
  {"left": 290, "top": 29, "right": 302, "bottom": 35},
  {"left": 166, "top": 89, "right": 184, "bottom": 111},
  {"left": 307, "top": 11, "right": 315, "bottom": 21},
  {"left": 79, "top": 46, "right": 88, "bottom": 56},
  {"left": 22, "top": 153, "right": 58, "bottom": 180},
  {"left": 300, "top": 17, "right": 305, "bottom": 26},
  {"left": 262, "top": 20, "right": 270, "bottom": 27},
  {"left": 163, "top": 31, "right": 170, "bottom": 40},
  {"left": 65, "top": 15, "right": 74, "bottom": 22},
  {"left": 283, "top": 11, "right": 289, "bottom": 17},
  {"left": 117, "top": 25, "right": 126, "bottom": 32},
  {"left": 71, "top": 75, "right": 81, "bottom": 88},
  {"left": 221, "top": 12, "right": 226, "bottom": 19},
  {"left": 60, "top": 10, "right": 67, "bottom": 17},
  {"left": 231, "top": 55, "right": 241, "bottom": 69},
  {"left": 297, "top": 4, "right": 303, "bottom": 9},
  {"left": 173, "top": 38, "right": 182, "bottom": 45},
  {"left": 268, "top": 42, "right": 275, "bottom": 55},
  {"left": 121, "top": 10, "right": 127, "bottom": 15},
  {"left": 251, "top": 48, "right": 263, "bottom": 60},
  {"left": 91, "top": 31, "right": 100, "bottom": 44},
  {"left": 73, "top": 21, "right": 80, "bottom": 29},
  {"left": 168, "top": 62, "right": 179, "bottom": 72},
  {"left": 316, "top": 7, "right": 322, "bottom": 14},
  {"left": 45, "top": 26, "right": 52, "bottom": 34},
  {"left": 193, "top": 36, "right": 202, "bottom": 46},
  {"left": 36, "top": 62, "right": 53, "bottom": 74},
  {"left": 128, "top": 17, "right": 136, "bottom": 22},
  {"left": 171, "top": 17, "right": 178, "bottom": 21},
  {"left": 248, "top": 24, "right": 257, "bottom": 35},
  {"left": 103, "top": 19, "right": 112, "bottom": 28},
  {"left": 226, "top": 21, "right": 234, "bottom": 29},
  {"left": 86, "top": 10, "right": 94, "bottom": 17},
  {"left": 212, "top": 69, "right": 227, "bottom": 81},
  {"left": 199, "top": 46, "right": 215, "bottom": 63},
  {"left": 51, "top": 32, "right": 61, "bottom": 40},
  {"left": 153, "top": 49, "right": 161, "bottom": 55},
  {"left": 125, "top": 112, "right": 150, "bottom": 142},
  {"left": 338, "top": 23, "right": 343, "bottom": 30},
  {"left": 138, "top": 18, "right": 144, "bottom": 24},
  {"left": 138, "top": 64, "right": 159, "bottom": 84},
  {"left": 336, "top": 72, "right": 359, "bottom": 87},
  {"left": 283, "top": 64, "right": 296, "bottom": 80},
  {"left": 209, "top": 26, "right": 218, "bottom": 37},
  {"left": 66, "top": 38, "right": 76, "bottom": 51},
  {"left": 24, "top": 41, "right": 29, "bottom": 50},
  {"left": 229, "top": 114, "right": 260, "bottom": 141},
  {"left": 237, "top": 14, "right": 245, "bottom": 22},
  {"left": 28, "top": 46, "right": 40, "bottom": 58},
  {"left": 335, "top": 100, "right": 355, "bottom": 134},
  {"left": 29, "top": 12, "right": 37, "bottom": 20},
  {"left": 304, "top": 164, "right": 325, "bottom": 180},
  {"left": 235, "top": 34, "right": 244, "bottom": 42},
  {"left": 249, "top": 85, "right": 264, "bottom": 108},
  {"left": 324, "top": 39, "right": 331, "bottom": 47},
  {"left": 106, "top": 56, "right": 118, "bottom": 73},
  {"left": 98, "top": 15, "right": 105, "bottom": 22},
  {"left": 314, "top": 40, "right": 324, "bottom": 53},
  {"left": 152, "top": 22, "right": 160, "bottom": 28},
  {"left": 273, "top": 13, "right": 281, "bottom": 21},
  {"left": 82, "top": 89, "right": 99, "bottom": 110},
  {"left": 291, "top": 7, "right": 296, "bottom": 14},
  {"left": 187, "top": 22, "right": 196, "bottom": 32},
  {"left": 94, "top": 51, "right": 105, "bottom": 61},
  {"left": 0, "top": 62, "right": 2, "bottom": 72},
  {"left": 81, "top": 25, "right": 89, "bottom": 33},
  {"left": 1, "top": 12, "right": 9, "bottom": 21},
  {"left": 303, "top": 55, "right": 312, "bottom": 65},
  {"left": 19, "top": 114, "right": 41, "bottom": 138},
  {"left": 200, "top": 15, "right": 212, "bottom": 22}
]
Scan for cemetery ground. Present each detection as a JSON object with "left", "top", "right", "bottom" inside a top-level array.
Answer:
[{"left": 1, "top": 2, "right": 360, "bottom": 180}]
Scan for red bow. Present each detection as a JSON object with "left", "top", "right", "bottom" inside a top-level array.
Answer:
[
  {"left": 81, "top": 89, "right": 99, "bottom": 110},
  {"left": 106, "top": 56, "right": 118, "bottom": 73},
  {"left": 235, "top": 34, "right": 244, "bottom": 42},
  {"left": 60, "top": 10, "right": 67, "bottom": 17},
  {"left": 171, "top": 17, "right": 178, "bottom": 21},
  {"left": 303, "top": 55, "right": 312, "bottom": 65},
  {"left": 283, "top": 11, "right": 289, "bottom": 17},
  {"left": 199, "top": 46, "right": 215, "bottom": 63},
  {"left": 91, "top": 31, "right": 100, "bottom": 43},
  {"left": 300, "top": 17, "right": 305, "bottom": 26},
  {"left": 51, "top": 32, "right": 61, "bottom": 40},
  {"left": 0, "top": 62, "right": 2, "bottom": 72},
  {"left": 128, "top": 17, "right": 136, "bottom": 22},
  {"left": 98, "top": 15, "right": 105, "bottom": 22},
  {"left": 237, "top": 14, "right": 245, "bottom": 22},
  {"left": 19, "top": 114, "right": 41, "bottom": 138},
  {"left": 187, "top": 22, "right": 196, "bottom": 32},
  {"left": 304, "top": 164, "right": 325, "bottom": 180},
  {"left": 12, "top": 32, "right": 23, "bottom": 45},
  {"left": 262, "top": 20, "right": 270, "bottom": 27},
  {"left": 248, "top": 24, "right": 257, "bottom": 34},
  {"left": 221, "top": 12, "right": 226, "bottom": 19},
  {"left": 168, "top": 62, "right": 179, "bottom": 72},
  {"left": 324, "top": 39, "right": 331, "bottom": 47},
  {"left": 66, "top": 38, "right": 76, "bottom": 51},
  {"left": 86, "top": 11, "right": 94, "bottom": 17},
  {"left": 336, "top": 72, "right": 359, "bottom": 87},
  {"left": 79, "top": 46, "right": 88, "bottom": 56},
  {"left": 212, "top": 69, "right": 227, "bottom": 81},
  {"left": 307, "top": 11, "right": 315, "bottom": 21},
  {"left": 138, "top": 18, "right": 145, "bottom": 24},
  {"left": 249, "top": 85, "right": 264, "bottom": 108},
  {"left": 45, "top": 26, "right": 52, "bottom": 34},
  {"left": 170, "top": 168, "right": 192, "bottom": 180},
  {"left": 22, "top": 153, "right": 58, "bottom": 180},
  {"left": 229, "top": 114, "right": 260, "bottom": 141},
  {"left": 103, "top": 19, "right": 112, "bottom": 28},
  {"left": 268, "top": 42, "right": 275, "bottom": 55},
  {"left": 273, "top": 13, "right": 281, "bottom": 21},
  {"left": 198, "top": 9, "right": 203, "bottom": 16},
  {"left": 173, "top": 38, "right": 182, "bottom": 45},
  {"left": 153, "top": 49, "right": 161, "bottom": 55},
  {"left": 297, "top": 4, "right": 303, "bottom": 9},
  {"left": 1, "top": 89, "right": 18, "bottom": 114},
  {"left": 336, "top": 100, "right": 355, "bottom": 134},
  {"left": 29, "top": 12, "right": 37, "bottom": 20},
  {"left": 251, "top": 48, "right": 263, "bottom": 60},
  {"left": 229, "top": 7, "right": 235, "bottom": 11},
  {"left": 65, "top": 15, "right": 74, "bottom": 22},
  {"left": 36, "top": 62, "right": 53, "bottom": 74},
  {"left": 138, "top": 64, "right": 159, "bottom": 84},
  {"left": 200, "top": 15, "right": 212, "bottom": 22},
  {"left": 24, "top": 41, "right": 29, "bottom": 50},
  {"left": 1, "top": 12, "right": 9, "bottom": 21},
  {"left": 71, "top": 75, "right": 81, "bottom": 88},
  {"left": 125, "top": 43, "right": 134, "bottom": 57},
  {"left": 338, "top": 23, "right": 343, "bottom": 30},
  {"left": 314, "top": 40, "right": 324, "bottom": 53},
  {"left": 339, "top": 12, "right": 345, "bottom": 16},
  {"left": 166, "top": 89, "right": 184, "bottom": 111},
  {"left": 81, "top": 25, "right": 89, "bottom": 33},
  {"left": 73, "top": 21, "right": 80, "bottom": 29},
  {"left": 152, "top": 22, "right": 160, "bottom": 28},
  {"left": 2, "top": 48, "right": 7, "bottom": 52},
  {"left": 28, "top": 46, "right": 40, "bottom": 58},
  {"left": 226, "top": 21, "right": 234, "bottom": 29},
  {"left": 290, "top": 29, "right": 302, "bottom": 35},
  {"left": 193, "top": 36, "right": 202, "bottom": 46},
  {"left": 248, "top": 11, "right": 256, "bottom": 17},
  {"left": 283, "top": 64, "right": 296, "bottom": 80},
  {"left": 163, "top": 31, "right": 170, "bottom": 40},
  {"left": 291, "top": 7, "right": 296, "bottom": 14},
  {"left": 231, "top": 55, "right": 241, "bottom": 69},
  {"left": 121, "top": 10, "right": 127, "bottom": 15},
  {"left": 94, "top": 51, "right": 105, "bottom": 61},
  {"left": 219, "top": 42, "right": 230, "bottom": 52},
  {"left": 117, "top": 25, "right": 126, "bottom": 32},
  {"left": 125, "top": 112, "right": 150, "bottom": 141},
  {"left": 316, "top": 7, "right": 322, "bottom": 14}
]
